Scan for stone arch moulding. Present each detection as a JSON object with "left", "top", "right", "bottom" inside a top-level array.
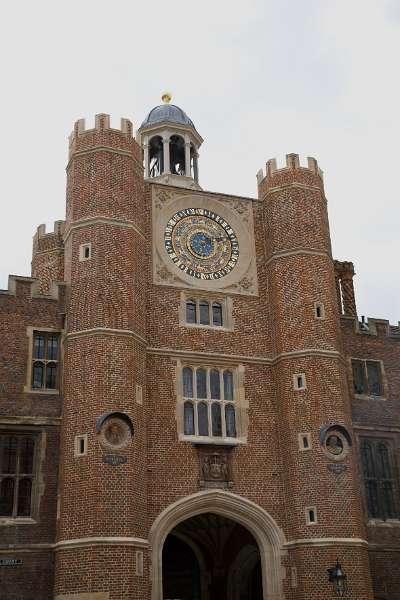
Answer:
[{"left": 148, "top": 489, "right": 287, "bottom": 600}]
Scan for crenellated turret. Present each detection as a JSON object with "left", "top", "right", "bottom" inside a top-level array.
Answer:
[
  {"left": 55, "top": 114, "right": 149, "bottom": 599},
  {"left": 259, "top": 153, "right": 374, "bottom": 599}
]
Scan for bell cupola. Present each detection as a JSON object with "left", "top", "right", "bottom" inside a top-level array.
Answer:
[{"left": 138, "top": 93, "right": 203, "bottom": 190}]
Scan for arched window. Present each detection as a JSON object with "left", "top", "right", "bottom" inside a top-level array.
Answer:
[
  {"left": 224, "top": 371, "right": 234, "bottom": 401},
  {"left": 360, "top": 438, "right": 398, "bottom": 519},
  {"left": 169, "top": 135, "right": 185, "bottom": 176},
  {"left": 183, "top": 368, "right": 193, "bottom": 398},
  {"left": 210, "top": 370, "right": 220, "bottom": 399},
  {"left": 211, "top": 403, "right": 222, "bottom": 437},
  {"left": 225, "top": 404, "right": 236, "bottom": 438},
  {"left": 212, "top": 303, "right": 223, "bottom": 327},
  {"left": 149, "top": 136, "right": 164, "bottom": 177},
  {"left": 199, "top": 301, "right": 210, "bottom": 325},
  {"left": 198, "top": 403, "right": 208, "bottom": 436},
  {"left": 181, "top": 367, "right": 237, "bottom": 440},
  {"left": 186, "top": 300, "right": 197, "bottom": 324},
  {"left": 184, "top": 403, "right": 195, "bottom": 436},
  {"left": 196, "top": 369, "right": 207, "bottom": 399},
  {"left": 0, "top": 433, "right": 36, "bottom": 518}
]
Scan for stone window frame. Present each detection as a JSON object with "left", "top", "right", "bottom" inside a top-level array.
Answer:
[
  {"left": 350, "top": 357, "right": 387, "bottom": 400},
  {"left": 179, "top": 291, "right": 234, "bottom": 331},
  {"left": 314, "top": 301, "right": 325, "bottom": 320},
  {"left": 298, "top": 432, "right": 312, "bottom": 451},
  {"left": 79, "top": 242, "right": 92, "bottom": 262},
  {"left": 74, "top": 434, "right": 88, "bottom": 457},
  {"left": 24, "top": 326, "right": 63, "bottom": 395},
  {"left": 305, "top": 506, "right": 318, "bottom": 525},
  {"left": 176, "top": 360, "right": 247, "bottom": 446},
  {"left": 357, "top": 432, "right": 400, "bottom": 523},
  {"left": 0, "top": 426, "right": 46, "bottom": 526},
  {"left": 293, "top": 373, "right": 307, "bottom": 391}
]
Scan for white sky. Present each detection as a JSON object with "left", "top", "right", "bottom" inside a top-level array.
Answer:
[{"left": 0, "top": 0, "right": 399, "bottom": 323}]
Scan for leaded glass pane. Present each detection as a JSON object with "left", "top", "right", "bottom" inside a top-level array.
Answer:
[
  {"left": 0, "top": 478, "right": 14, "bottom": 516},
  {"left": 212, "top": 303, "right": 223, "bottom": 327},
  {"left": 378, "top": 443, "right": 392, "bottom": 479},
  {"left": 196, "top": 368, "right": 207, "bottom": 399},
  {"left": 1, "top": 436, "right": 17, "bottom": 474},
  {"left": 225, "top": 405, "right": 236, "bottom": 438},
  {"left": 183, "top": 367, "right": 193, "bottom": 398},
  {"left": 46, "top": 363, "right": 57, "bottom": 389},
  {"left": 184, "top": 402, "right": 194, "bottom": 435},
  {"left": 367, "top": 361, "right": 383, "bottom": 396},
  {"left": 47, "top": 335, "right": 59, "bottom": 360},
  {"left": 211, "top": 403, "right": 222, "bottom": 437},
  {"left": 32, "top": 362, "right": 44, "bottom": 389},
  {"left": 199, "top": 301, "right": 210, "bottom": 325},
  {"left": 361, "top": 441, "right": 375, "bottom": 478},
  {"left": 366, "top": 480, "right": 379, "bottom": 518},
  {"left": 223, "top": 370, "right": 234, "bottom": 401},
  {"left": 186, "top": 300, "right": 197, "bottom": 324},
  {"left": 20, "top": 438, "right": 34, "bottom": 474},
  {"left": 198, "top": 402, "right": 209, "bottom": 436},
  {"left": 33, "top": 335, "right": 45, "bottom": 359},
  {"left": 210, "top": 369, "right": 220, "bottom": 399},
  {"left": 382, "top": 481, "right": 396, "bottom": 519},
  {"left": 352, "top": 360, "right": 367, "bottom": 394},
  {"left": 17, "top": 478, "right": 32, "bottom": 517}
]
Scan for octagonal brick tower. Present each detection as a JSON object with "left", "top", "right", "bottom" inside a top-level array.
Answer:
[
  {"left": 54, "top": 115, "right": 149, "bottom": 599},
  {"left": 258, "top": 154, "right": 374, "bottom": 599}
]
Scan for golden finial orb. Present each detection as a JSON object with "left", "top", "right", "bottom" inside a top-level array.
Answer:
[{"left": 161, "top": 92, "right": 172, "bottom": 104}]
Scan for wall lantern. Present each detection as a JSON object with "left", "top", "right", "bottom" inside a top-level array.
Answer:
[{"left": 327, "top": 559, "right": 348, "bottom": 597}]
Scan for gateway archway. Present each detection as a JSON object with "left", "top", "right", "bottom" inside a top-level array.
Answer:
[
  {"left": 149, "top": 490, "right": 286, "bottom": 600},
  {"left": 163, "top": 513, "right": 263, "bottom": 600}
]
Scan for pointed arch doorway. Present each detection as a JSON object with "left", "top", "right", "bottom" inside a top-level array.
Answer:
[
  {"left": 149, "top": 490, "right": 286, "bottom": 600},
  {"left": 162, "top": 513, "right": 263, "bottom": 600}
]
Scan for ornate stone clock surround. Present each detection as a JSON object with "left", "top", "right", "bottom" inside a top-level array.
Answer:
[{"left": 152, "top": 186, "right": 258, "bottom": 295}]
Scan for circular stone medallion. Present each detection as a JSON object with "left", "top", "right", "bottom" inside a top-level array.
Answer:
[
  {"left": 164, "top": 208, "right": 239, "bottom": 280},
  {"left": 323, "top": 430, "right": 349, "bottom": 461},
  {"left": 99, "top": 417, "right": 132, "bottom": 451}
]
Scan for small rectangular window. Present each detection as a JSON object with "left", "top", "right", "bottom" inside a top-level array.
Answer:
[
  {"left": 306, "top": 506, "right": 317, "bottom": 525},
  {"left": 79, "top": 243, "right": 91, "bottom": 262},
  {"left": 299, "top": 433, "right": 311, "bottom": 451},
  {"left": 199, "top": 301, "right": 210, "bottom": 325},
  {"left": 74, "top": 434, "right": 87, "bottom": 457},
  {"left": 314, "top": 302, "right": 325, "bottom": 319},
  {"left": 293, "top": 374, "right": 306, "bottom": 391}
]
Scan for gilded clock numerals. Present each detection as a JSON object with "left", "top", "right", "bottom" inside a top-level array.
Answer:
[{"left": 164, "top": 208, "right": 239, "bottom": 280}]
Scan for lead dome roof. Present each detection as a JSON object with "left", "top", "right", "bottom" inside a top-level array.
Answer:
[{"left": 140, "top": 103, "right": 196, "bottom": 130}]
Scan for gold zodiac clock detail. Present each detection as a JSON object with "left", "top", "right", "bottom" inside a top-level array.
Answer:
[{"left": 164, "top": 208, "right": 239, "bottom": 280}]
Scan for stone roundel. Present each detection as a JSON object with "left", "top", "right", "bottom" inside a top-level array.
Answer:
[{"left": 99, "top": 416, "right": 132, "bottom": 451}]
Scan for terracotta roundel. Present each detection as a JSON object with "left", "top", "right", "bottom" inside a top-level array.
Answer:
[{"left": 164, "top": 208, "right": 239, "bottom": 280}]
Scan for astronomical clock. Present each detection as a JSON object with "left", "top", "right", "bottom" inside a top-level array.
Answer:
[{"left": 153, "top": 188, "right": 258, "bottom": 295}]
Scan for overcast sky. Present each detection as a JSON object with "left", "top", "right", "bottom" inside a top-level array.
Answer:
[{"left": 0, "top": 0, "right": 398, "bottom": 323}]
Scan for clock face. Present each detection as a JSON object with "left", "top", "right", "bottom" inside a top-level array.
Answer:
[{"left": 164, "top": 208, "right": 239, "bottom": 280}]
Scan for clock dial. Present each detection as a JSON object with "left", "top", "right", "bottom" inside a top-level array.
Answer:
[{"left": 164, "top": 208, "right": 239, "bottom": 280}]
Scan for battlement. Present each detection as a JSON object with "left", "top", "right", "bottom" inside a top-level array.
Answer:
[
  {"left": 0, "top": 275, "right": 66, "bottom": 302},
  {"left": 32, "top": 220, "right": 65, "bottom": 256},
  {"left": 34, "top": 220, "right": 65, "bottom": 241},
  {"left": 257, "top": 153, "right": 324, "bottom": 185},
  {"left": 69, "top": 113, "right": 133, "bottom": 146}
]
